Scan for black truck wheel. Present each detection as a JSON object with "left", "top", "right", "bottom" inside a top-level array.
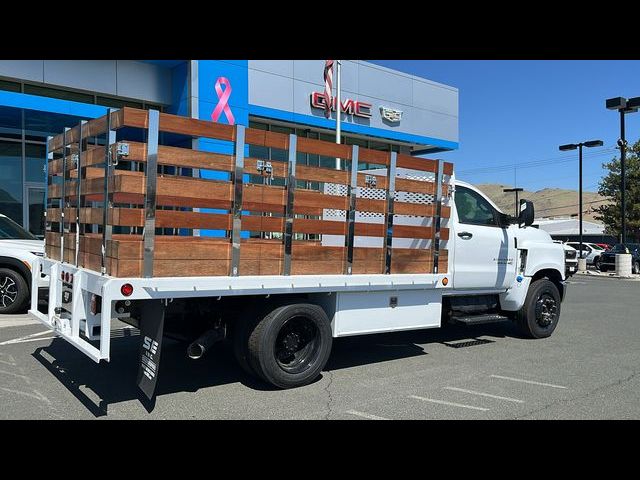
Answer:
[
  {"left": 593, "top": 256, "right": 601, "bottom": 270},
  {"left": 633, "top": 261, "right": 640, "bottom": 275},
  {"left": 232, "top": 315, "right": 259, "bottom": 378},
  {"left": 0, "top": 268, "right": 29, "bottom": 315},
  {"left": 515, "top": 278, "right": 561, "bottom": 339},
  {"left": 246, "top": 303, "right": 332, "bottom": 389}
]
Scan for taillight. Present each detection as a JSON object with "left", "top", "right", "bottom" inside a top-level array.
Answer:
[
  {"left": 60, "top": 272, "right": 64, "bottom": 281},
  {"left": 69, "top": 274, "right": 74, "bottom": 284},
  {"left": 64, "top": 272, "right": 70, "bottom": 283},
  {"left": 121, "top": 283, "right": 133, "bottom": 297}
]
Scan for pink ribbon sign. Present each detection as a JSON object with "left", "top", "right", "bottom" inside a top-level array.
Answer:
[{"left": 211, "top": 77, "right": 235, "bottom": 125}]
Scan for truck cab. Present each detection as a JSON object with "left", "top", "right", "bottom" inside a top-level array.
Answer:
[{"left": 444, "top": 180, "right": 566, "bottom": 338}]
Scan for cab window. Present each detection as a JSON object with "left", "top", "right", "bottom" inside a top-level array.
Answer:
[{"left": 454, "top": 186, "right": 499, "bottom": 227}]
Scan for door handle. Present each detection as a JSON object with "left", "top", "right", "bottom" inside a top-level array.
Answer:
[{"left": 457, "top": 231, "right": 473, "bottom": 239}]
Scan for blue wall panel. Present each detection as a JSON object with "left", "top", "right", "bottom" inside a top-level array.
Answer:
[{"left": 197, "top": 61, "right": 249, "bottom": 237}]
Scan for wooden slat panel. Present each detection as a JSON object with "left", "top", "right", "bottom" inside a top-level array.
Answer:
[
  {"left": 48, "top": 110, "right": 119, "bottom": 152},
  {"left": 46, "top": 107, "right": 455, "bottom": 278},
  {"left": 73, "top": 236, "right": 449, "bottom": 277},
  {"left": 49, "top": 145, "right": 105, "bottom": 175},
  {"left": 47, "top": 206, "right": 448, "bottom": 240},
  {"left": 443, "top": 162, "right": 454, "bottom": 176},
  {"left": 358, "top": 148, "right": 389, "bottom": 165},
  {"left": 51, "top": 142, "right": 235, "bottom": 175},
  {"left": 396, "top": 153, "right": 438, "bottom": 172},
  {"left": 95, "top": 252, "right": 450, "bottom": 277},
  {"left": 117, "top": 107, "right": 236, "bottom": 142},
  {"left": 244, "top": 129, "right": 290, "bottom": 150},
  {"left": 48, "top": 173, "right": 451, "bottom": 219},
  {"left": 77, "top": 142, "right": 445, "bottom": 196},
  {"left": 69, "top": 167, "right": 142, "bottom": 179},
  {"left": 296, "top": 136, "right": 352, "bottom": 159}
]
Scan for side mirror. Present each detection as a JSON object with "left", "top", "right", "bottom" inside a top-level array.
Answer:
[{"left": 518, "top": 199, "right": 534, "bottom": 227}]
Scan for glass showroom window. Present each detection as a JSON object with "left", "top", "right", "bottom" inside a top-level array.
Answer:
[{"left": 0, "top": 141, "right": 23, "bottom": 224}]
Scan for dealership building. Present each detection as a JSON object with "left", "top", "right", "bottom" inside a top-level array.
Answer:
[{"left": 0, "top": 60, "right": 459, "bottom": 238}]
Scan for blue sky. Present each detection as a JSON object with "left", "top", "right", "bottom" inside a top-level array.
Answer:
[{"left": 372, "top": 60, "right": 640, "bottom": 193}]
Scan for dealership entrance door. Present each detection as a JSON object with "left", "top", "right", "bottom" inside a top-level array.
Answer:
[{"left": 24, "top": 184, "right": 45, "bottom": 239}]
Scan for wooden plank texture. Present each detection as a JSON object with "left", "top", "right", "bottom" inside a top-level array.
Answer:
[{"left": 45, "top": 107, "right": 454, "bottom": 279}]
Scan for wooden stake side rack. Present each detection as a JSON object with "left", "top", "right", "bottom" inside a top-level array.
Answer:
[{"left": 44, "top": 107, "right": 453, "bottom": 278}]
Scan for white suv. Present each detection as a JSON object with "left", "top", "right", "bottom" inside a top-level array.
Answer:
[
  {"left": 566, "top": 242, "right": 605, "bottom": 270},
  {"left": 0, "top": 214, "right": 46, "bottom": 314}
]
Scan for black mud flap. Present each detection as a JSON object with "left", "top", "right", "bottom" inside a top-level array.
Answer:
[{"left": 136, "top": 299, "right": 165, "bottom": 408}]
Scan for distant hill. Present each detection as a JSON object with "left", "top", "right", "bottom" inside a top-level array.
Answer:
[{"left": 475, "top": 184, "right": 610, "bottom": 223}]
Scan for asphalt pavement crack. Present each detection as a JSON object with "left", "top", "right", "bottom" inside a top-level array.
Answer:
[
  {"left": 323, "top": 370, "right": 334, "bottom": 420},
  {"left": 514, "top": 368, "right": 640, "bottom": 419}
]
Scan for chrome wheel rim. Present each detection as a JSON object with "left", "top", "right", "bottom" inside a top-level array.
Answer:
[{"left": 0, "top": 275, "right": 18, "bottom": 308}]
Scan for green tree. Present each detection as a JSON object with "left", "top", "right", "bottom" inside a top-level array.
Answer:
[{"left": 594, "top": 140, "right": 640, "bottom": 242}]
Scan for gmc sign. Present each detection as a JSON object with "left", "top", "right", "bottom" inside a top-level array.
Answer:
[{"left": 310, "top": 92, "right": 372, "bottom": 118}]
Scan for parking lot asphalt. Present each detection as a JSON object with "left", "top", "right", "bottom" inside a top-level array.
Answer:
[{"left": 1, "top": 274, "right": 639, "bottom": 420}]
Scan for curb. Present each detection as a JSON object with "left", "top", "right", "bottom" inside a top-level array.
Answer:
[{"left": 574, "top": 271, "right": 640, "bottom": 281}]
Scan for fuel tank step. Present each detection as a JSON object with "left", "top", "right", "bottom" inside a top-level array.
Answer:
[{"left": 450, "top": 313, "right": 510, "bottom": 326}]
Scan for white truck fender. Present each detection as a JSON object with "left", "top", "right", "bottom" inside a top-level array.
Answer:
[
  {"left": 522, "top": 247, "right": 565, "bottom": 280},
  {"left": 498, "top": 237, "right": 565, "bottom": 312}
]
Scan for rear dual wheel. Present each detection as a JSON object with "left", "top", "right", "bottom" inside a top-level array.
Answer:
[{"left": 233, "top": 303, "right": 333, "bottom": 389}]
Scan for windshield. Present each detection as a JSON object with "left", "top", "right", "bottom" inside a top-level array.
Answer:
[
  {"left": 611, "top": 244, "right": 628, "bottom": 253},
  {"left": 0, "top": 216, "right": 37, "bottom": 240}
]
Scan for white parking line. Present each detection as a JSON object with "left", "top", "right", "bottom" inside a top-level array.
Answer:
[
  {"left": 0, "top": 330, "right": 54, "bottom": 346},
  {"left": 344, "top": 410, "right": 389, "bottom": 420},
  {"left": 0, "top": 336, "right": 57, "bottom": 345},
  {"left": 444, "top": 387, "right": 524, "bottom": 403},
  {"left": 491, "top": 375, "right": 568, "bottom": 389},
  {"left": 408, "top": 395, "right": 489, "bottom": 411}
]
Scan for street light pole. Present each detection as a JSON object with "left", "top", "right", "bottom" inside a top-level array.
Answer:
[
  {"left": 619, "top": 110, "right": 627, "bottom": 244},
  {"left": 607, "top": 96, "right": 640, "bottom": 244},
  {"left": 503, "top": 187, "right": 523, "bottom": 217},
  {"left": 579, "top": 143, "right": 583, "bottom": 254},
  {"left": 559, "top": 139, "right": 603, "bottom": 262}
]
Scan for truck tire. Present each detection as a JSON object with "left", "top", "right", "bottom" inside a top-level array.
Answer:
[
  {"left": 515, "top": 278, "right": 561, "bottom": 339},
  {"left": 232, "top": 316, "right": 260, "bottom": 378},
  {"left": 633, "top": 261, "right": 640, "bottom": 275},
  {"left": 0, "top": 268, "right": 29, "bottom": 315},
  {"left": 246, "top": 303, "right": 332, "bottom": 389}
]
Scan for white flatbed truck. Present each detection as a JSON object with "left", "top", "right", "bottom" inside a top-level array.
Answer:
[{"left": 27, "top": 108, "right": 568, "bottom": 401}]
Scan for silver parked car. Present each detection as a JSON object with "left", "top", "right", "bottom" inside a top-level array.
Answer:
[{"left": 566, "top": 242, "right": 605, "bottom": 270}]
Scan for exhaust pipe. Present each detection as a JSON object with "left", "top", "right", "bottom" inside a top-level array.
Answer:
[{"left": 187, "top": 329, "right": 224, "bottom": 360}]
